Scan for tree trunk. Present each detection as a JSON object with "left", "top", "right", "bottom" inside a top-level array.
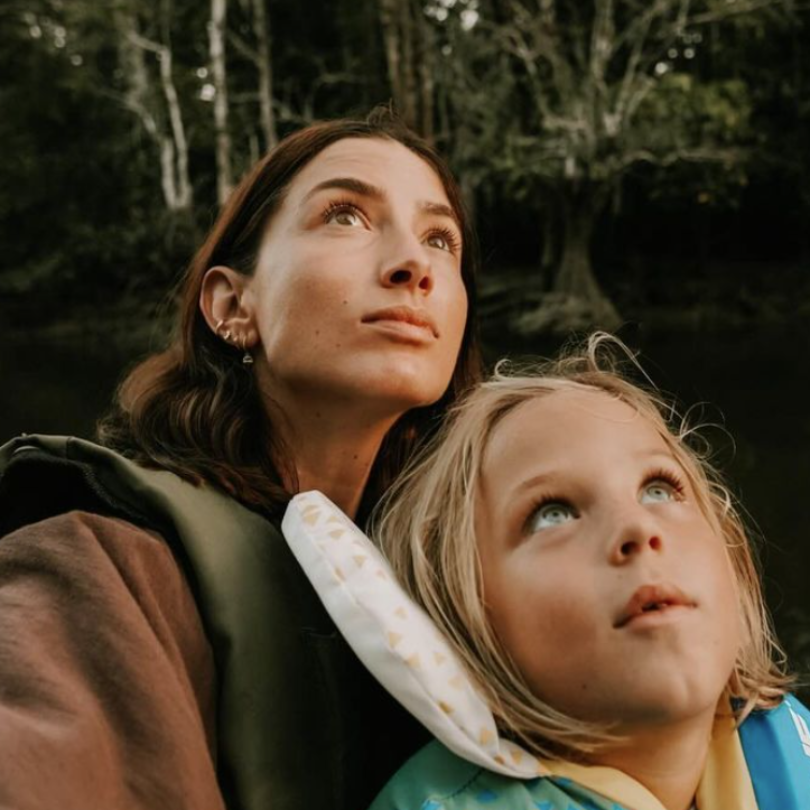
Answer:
[
  {"left": 113, "top": 6, "right": 192, "bottom": 214},
  {"left": 210, "top": 0, "right": 233, "bottom": 205},
  {"left": 378, "top": 0, "right": 429, "bottom": 134},
  {"left": 539, "top": 196, "right": 558, "bottom": 282},
  {"left": 398, "top": 0, "right": 417, "bottom": 127},
  {"left": 378, "top": 0, "right": 403, "bottom": 109},
  {"left": 252, "top": 0, "right": 278, "bottom": 150},
  {"left": 414, "top": 0, "right": 434, "bottom": 141},
  {"left": 157, "top": 41, "right": 193, "bottom": 211},
  {"left": 553, "top": 189, "right": 619, "bottom": 325}
]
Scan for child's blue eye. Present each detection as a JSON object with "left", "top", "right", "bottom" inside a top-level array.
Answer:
[
  {"left": 640, "top": 479, "right": 679, "bottom": 504},
  {"left": 528, "top": 502, "right": 576, "bottom": 532}
]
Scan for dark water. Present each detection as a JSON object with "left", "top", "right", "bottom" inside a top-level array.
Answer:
[
  {"left": 2, "top": 336, "right": 134, "bottom": 439},
  {"left": 3, "top": 324, "right": 810, "bottom": 691}
]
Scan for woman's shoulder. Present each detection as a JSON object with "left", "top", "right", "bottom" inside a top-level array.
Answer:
[{"left": 1, "top": 509, "right": 212, "bottom": 661}]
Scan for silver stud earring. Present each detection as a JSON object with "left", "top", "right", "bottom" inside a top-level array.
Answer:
[
  {"left": 240, "top": 335, "right": 254, "bottom": 365},
  {"left": 215, "top": 319, "right": 232, "bottom": 341}
]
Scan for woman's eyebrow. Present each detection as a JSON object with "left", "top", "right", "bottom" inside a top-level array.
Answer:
[
  {"left": 302, "top": 176, "right": 460, "bottom": 226},
  {"left": 304, "top": 176, "right": 385, "bottom": 203},
  {"left": 421, "top": 200, "right": 459, "bottom": 226}
]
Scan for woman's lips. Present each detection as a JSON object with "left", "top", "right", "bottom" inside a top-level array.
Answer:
[
  {"left": 614, "top": 583, "right": 696, "bottom": 628},
  {"left": 362, "top": 306, "right": 439, "bottom": 340}
]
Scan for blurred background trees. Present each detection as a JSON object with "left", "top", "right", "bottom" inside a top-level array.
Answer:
[
  {"left": 3, "top": 0, "right": 810, "bottom": 694},
  {"left": 1, "top": 0, "right": 808, "bottom": 334}
]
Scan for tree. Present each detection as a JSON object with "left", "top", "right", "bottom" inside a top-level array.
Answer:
[
  {"left": 377, "top": 0, "right": 437, "bottom": 138},
  {"left": 251, "top": 0, "right": 279, "bottom": 150},
  {"left": 210, "top": 0, "right": 234, "bottom": 204},
  {"left": 114, "top": 0, "right": 195, "bottom": 214},
  {"left": 433, "top": 0, "right": 794, "bottom": 329}
]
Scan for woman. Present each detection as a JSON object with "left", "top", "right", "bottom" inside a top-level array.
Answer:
[{"left": 0, "top": 111, "right": 480, "bottom": 810}]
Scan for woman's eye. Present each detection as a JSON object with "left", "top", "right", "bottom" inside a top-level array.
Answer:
[
  {"left": 425, "top": 228, "right": 460, "bottom": 254},
  {"left": 527, "top": 502, "right": 576, "bottom": 532},
  {"left": 640, "top": 479, "right": 679, "bottom": 504},
  {"left": 324, "top": 205, "right": 364, "bottom": 227}
]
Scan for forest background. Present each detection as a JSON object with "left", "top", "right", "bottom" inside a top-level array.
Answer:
[{"left": 3, "top": 0, "right": 810, "bottom": 691}]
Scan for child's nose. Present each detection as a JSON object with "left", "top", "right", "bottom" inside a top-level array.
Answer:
[{"left": 608, "top": 510, "right": 664, "bottom": 565}]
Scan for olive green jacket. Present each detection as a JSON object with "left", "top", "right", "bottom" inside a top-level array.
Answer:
[{"left": 0, "top": 434, "right": 427, "bottom": 810}]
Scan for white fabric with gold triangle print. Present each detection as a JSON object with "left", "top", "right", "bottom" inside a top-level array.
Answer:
[{"left": 282, "top": 491, "right": 545, "bottom": 778}]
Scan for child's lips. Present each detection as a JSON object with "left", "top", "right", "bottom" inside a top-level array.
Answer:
[{"left": 614, "top": 583, "right": 696, "bottom": 628}]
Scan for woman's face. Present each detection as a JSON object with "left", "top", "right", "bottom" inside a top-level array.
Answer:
[
  {"left": 475, "top": 389, "right": 741, "bottom": 734},
  {"left": 244, "top": 137, "right": 468, "bottom": 415}
]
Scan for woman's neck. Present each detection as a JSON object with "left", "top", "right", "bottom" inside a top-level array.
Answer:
[
  {"left": 590, "top": 710, "right": 714, "bottom": 810},
  {"left": 267, "top": 391, "right": 399, "bottom": 520}
]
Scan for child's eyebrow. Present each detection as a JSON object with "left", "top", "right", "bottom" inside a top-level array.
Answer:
[
  {"left": 640, "top": 449, "right": 680, "bottom": 466},
  {"left": 508, "top": 471, "right": 556, "bottom": 499},
  {"left": 506, "top": 450, "right": 679, "bottom": 499}
]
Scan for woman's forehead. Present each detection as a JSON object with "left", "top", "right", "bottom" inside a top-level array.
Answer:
[{"left": 287, "top": 137, "right": 451, "bottom": 206}]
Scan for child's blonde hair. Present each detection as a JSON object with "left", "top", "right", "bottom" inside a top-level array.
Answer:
[{"left": 372, "top": 333, "right": 791, "bottom": 760}]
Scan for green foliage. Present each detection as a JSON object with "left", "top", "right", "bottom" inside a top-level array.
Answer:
[{"left": 1, "top": 0, "right": 809, "bottom": 320}]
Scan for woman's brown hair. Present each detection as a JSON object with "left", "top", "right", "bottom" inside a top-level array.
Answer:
[{"left": 98, "top": 111, "right": 481, "bottom": 520}]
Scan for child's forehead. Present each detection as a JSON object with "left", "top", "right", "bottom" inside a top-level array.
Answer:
[{"left": 482, "top": 387, "right": 672, "bottom": 471}]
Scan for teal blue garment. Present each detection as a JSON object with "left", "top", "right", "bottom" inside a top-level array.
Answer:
[
  {"left": 368, "top": 739, "right": 626, "bottom": 810},
  {"left": 740, "top": 695, "right": 810, "bottom": 810},
  {"left": 370, "top": 696, "right": 810, "bottom": 810}
]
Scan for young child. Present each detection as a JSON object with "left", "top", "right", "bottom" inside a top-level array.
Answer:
[{"left": 366, "top": 333, "right": 807, "bottom": 810}]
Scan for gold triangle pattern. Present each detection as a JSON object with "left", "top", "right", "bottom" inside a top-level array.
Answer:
[{"left": 293, "top": 494, "right": 550, "bottom": 777}]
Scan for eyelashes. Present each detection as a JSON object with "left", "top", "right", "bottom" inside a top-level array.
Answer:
[
  {"left": 320, "top": 198, "right": 462, "bottom": 255},
  {"left": 322, "top": 199, "right": 363, "bottom": 224},
  {"left": 426, "top": 225, "right": 462, "bottom": 254},
  {"left": 522, "top": 468, "right": 687, "bottom": 535},
  {"left": 646, "top": 467, "right": 686, "bottom": 499}
]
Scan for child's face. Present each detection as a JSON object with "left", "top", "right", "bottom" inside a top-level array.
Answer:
[{"left": 476, "top": 389, "right": 741, "bottom": 733}]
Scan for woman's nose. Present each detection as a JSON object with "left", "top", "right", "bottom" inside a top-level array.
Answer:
[
  {"left": 380, "top": 234, "right": 433, "bottom": 293},
  {"left": 608, "top": 509, "right": 664, "bottom": 565}
]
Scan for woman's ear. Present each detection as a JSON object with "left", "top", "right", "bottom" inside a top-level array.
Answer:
[{"left": 200, "top": 266, "right": 258, "bottom": 347}]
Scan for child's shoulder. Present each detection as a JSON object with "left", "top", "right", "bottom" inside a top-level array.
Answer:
[
  {"left": 367, "top": 740, "right": 620, "bottom": 810},
  {"left": 368, "top": 739, "right": 486, "bottom": 810},
  {"left": 737, "top": 694, "right": 810, "bottom": 810}
]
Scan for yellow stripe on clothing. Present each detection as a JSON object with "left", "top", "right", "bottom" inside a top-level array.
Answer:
[{"left": 538, "top": 713, "right": 758, "bottom": 810}]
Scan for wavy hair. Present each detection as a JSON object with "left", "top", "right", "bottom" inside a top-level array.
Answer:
[
  {"left": 372, "top": 332, "right": 791, "bottom": 759},
  {"left": 98, "top": 110, "right": 481, "bottom": 520}
]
